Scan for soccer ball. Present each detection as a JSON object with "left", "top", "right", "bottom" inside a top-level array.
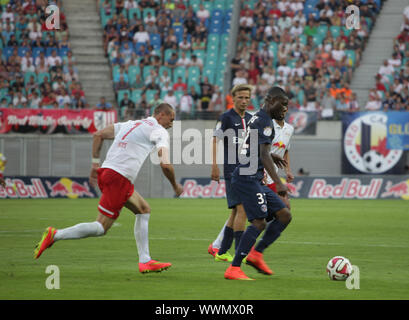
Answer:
[
  {"left": 326, "top": 256, "right": 352, "bottom": 281},
  {"left": 362, "top": 150, "right": 384, "bottom": 173}
]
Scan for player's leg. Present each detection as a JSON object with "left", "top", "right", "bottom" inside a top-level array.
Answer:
[
  {"left": 247, "top": 187, "right": 292, "bottom": 274},
  {"left": 34, "top": 168, "right": 130, "bottom": 259},
  {"left": 225, "top": 179, "right": 267, "bottom": 280},
  {"left": 232, "top": 204, "right": 247, "bottom": 251},
  {"left": 125, "top": 191, "right": 171, "bottom": 273},
  {"left": 208, "top": 219, "right": 227, "bottom": 256},
  {"left": 215, "top": 208, "right": 236, "bottom": 262}
]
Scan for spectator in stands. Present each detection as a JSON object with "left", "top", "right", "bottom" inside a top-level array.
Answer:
[
  {"left": 96, "top": 97, "right": 112, "bottom": 110},
  {"left": 133, "top": 25, "right": 150, "bottom": 44},
  {"left": 115, "top": 75, "right": 130, "bottom": 91},
  {"left": 209, "top": 86, "right": 223, "bottom": 112},
  {"left": 119, "top": 92, "right": 135, "bottom": 120},
  {"left": 165, "top": 52, "right": 178, "bottom": 69},
  {"left": 173, "top": 76, "right": 187, "bottom": 92},
  {"left": 176, "top": 51, "right": 191, "bottom": 67},
  {"left": 163, "top": 89, "right": 177, "bottom": 109},
  {"left": 179, "top": 88, "right": 194, "bottom": 119},
  {"left": 179, "top": 36, "right": 191, "bottom": 52},
  {"left": 365, "top": 94, "right": 382, "bottom": 111},
  {"left": 304, "top": 80, "right": 318, "bottom": 111},
  {"left": 196, "top": 4, "right": 210, "bottom": 23}
]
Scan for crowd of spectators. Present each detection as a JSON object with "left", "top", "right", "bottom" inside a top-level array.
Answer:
[
  {"left": 365, "top": 6, "right": 409, "bottom": 112},
  {"left": 100, "top": 0, "right": 230, "bottom": 120},
  {"left": 0, "top": 0, "right": 87, "bottom": 110},
  {"left": 230, "top": 0, "right": 384, "bottom": 119}
]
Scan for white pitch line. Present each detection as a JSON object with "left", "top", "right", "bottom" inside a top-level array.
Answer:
[{"left": 0, "top": 231, "right": 407, "bottom": 249}]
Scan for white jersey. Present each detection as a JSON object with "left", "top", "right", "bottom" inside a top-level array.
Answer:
[
  {"left": 266, "top": 120, "right": 294, "bottom": 185},
  {"left": 101, "top": 117, "right": 169, "bottom": 182}
]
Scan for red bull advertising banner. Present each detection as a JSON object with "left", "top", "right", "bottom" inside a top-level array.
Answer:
[
  {"left": 0, "top": 108, "right": 117, "bottom": 134},
  {"left": 0, "top": 176, "right": 98, "bottom": 199},
  {"left": 180, "top": 176, "right": 409, "bottom": 200}
]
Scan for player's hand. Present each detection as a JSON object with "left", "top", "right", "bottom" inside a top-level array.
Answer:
[
  {"left": 211, "top": 165, "right": 220, "bottom": 183},
  {"left": 286, "top": 171, "right": 294, "bottom": 183},
  {"left": 276, "top": 182, "right": 289, "bottom": 197},
  {"left": 89, "top": 163, "right": 99, "bottom": 188},
  {"left": 270, "top": 153, "right": 287, "bottom": 169},
  {"left": 0, "top": 178, "right": 5, "bottom": 188},
  {"left": 173, "top": 183, "right": 184, "bottom": 197}
]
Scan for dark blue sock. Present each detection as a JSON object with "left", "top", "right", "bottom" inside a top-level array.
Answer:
[
  {"left": 255, "top": 219, "right": 287, "bottom": 253},
  {"left": 218, "top": 226, "right": 233, "bottom": 255},
  {"left": 234, "top": 231, "right": 244, "bottom": 251},
  {"left": 232, "top": 225, "right": 261, "bottom": 267}
]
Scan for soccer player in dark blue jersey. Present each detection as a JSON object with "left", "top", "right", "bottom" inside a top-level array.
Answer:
[
  {"left": 224, "top": 86, "right": 292, "bottom": 280},
  {"left": 209, "top": 84, "right": 253, "bottom": 262}
]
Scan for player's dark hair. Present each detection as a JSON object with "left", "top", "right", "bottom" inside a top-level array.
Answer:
[
  {"left": 153, "top": 103, "right": 174, "bottom": 116},
  {"left": 265, "top": 86, "right": 287, "bottom": 100}
]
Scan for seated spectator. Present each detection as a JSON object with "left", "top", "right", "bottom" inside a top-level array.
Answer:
[
  {"left": 115, "top": 75, "right": 130, "bottom": 91},
  {"left": 56, "top": 88, "right": 72, "bottom": 108},
  {"left": 119, "top": 92, "right": 135, "bottom": 120},
  {"left": 179, "top": 88, "right": 194, "bottom": 118},
  {"left": 378, "top": 59, "right": 395, "bottom": 76},
  {"left": 209, "top": 86, "right": 223, "bottom": 111},
  {"left": 176, "top": 51, "right": 191, "bottom": 67},
  {"left": 13, "top": 91, "right": 28, "bottom": 108},
  {"left": 133, "top": 25, "right": 150, "bottom": 44},
  {"left": 365, "top": 95, "right": 382, "bottom": 111},
  {"left": 179, "top": 36, "right": 191, "bottom": 51},
  {"left": 163, "top": 90, "right": 177, "bottom": 109},
  {"left": 173, "top": 76, "right": 187, "bottom": 92},
  {"left": 165, "top": 52, "right": 178, "bottom": 69},
  {"left": 96, "top": 96, "right": 112, "bottom": 110},
  {"left": 196, "top": 4, "right": 210, "bottom": 23},
  {"left": 304, "top": 80, "right": 318, "bottom": 111},
  {"left": 190, "top": 54, "right": 203, "bottom": 70}
]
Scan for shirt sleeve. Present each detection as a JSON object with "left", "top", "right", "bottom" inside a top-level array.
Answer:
[
  {"left": 150, "top": 128, "right": 170, "bottom": 150},
  {"left": 114, "top": 122, "right": 122, "bottom": 136},
  {"left": 213, "top": 113, "right": 226, "bottom": 139},
  {"left": 257, "top": 117, "right": 274, "bottom": 145}
]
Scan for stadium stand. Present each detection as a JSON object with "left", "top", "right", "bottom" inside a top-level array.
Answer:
[
  {"left": 0, "top": 0, "right": 87, "bottom": 109},
  {"left": 366, "top": 5, "right": 409, "bottom": 112},
  {"left": 233, "top": 0, "right": 384, "bottom": 119},
  {"left": 99, "top": 0, "right": 233, "bottom": 120}
]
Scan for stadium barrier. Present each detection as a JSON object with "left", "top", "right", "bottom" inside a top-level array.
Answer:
[
  {"left": 0, "top": 108, "right": 117, "bottom": 134},
  {"left": 0, "top": 176, "right": 98, "bottom": 199},
  {"left": 180, "top": 176, "right": 409, "bottom": 200}
]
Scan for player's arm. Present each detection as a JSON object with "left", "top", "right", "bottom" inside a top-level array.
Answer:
[
  {"left": 284, "top": 150, "right": 294, "bottom": 183},
  {"left": 158, "top": 147, "right": 183, "bottom": 197},
  {"left": 211, "top": 136, "right": 220, "bottom": 182},
  {"left": 260, "top": 143, "right": 288, "bottom": 196},
  {"left": 89, "top": 124, "right": 115, "bottom": 187}
]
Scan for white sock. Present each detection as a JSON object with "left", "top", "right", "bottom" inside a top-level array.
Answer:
[
  {"left": 134, "top": 213, "right": 151, "bottom": 264},
  {"left": 54, "top": 221, "right": 105, "bottom": 241},
  {"left": 212, "top": 219, "right": 228, "bottom": 249}
]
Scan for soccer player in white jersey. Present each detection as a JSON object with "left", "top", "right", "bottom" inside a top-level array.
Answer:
[
  {"left": 264, "top": 104, "right": 294, "bottom": 208},
  {"left": 34, "top": 104, "right": 184, "bottom": 274}
]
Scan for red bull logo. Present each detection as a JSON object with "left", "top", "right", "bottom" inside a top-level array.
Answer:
[
  {"left": 381, "top": 180, "right": 409, "bottom": 200},
  {"left": 286, "top": 180, "right": 303, "bottom": 198},
  {"left": 273, "top": 141, "right": 286, "bottom": 149},
  {"left": 46, "top": 178, "right": 95, "bottom": 199}
]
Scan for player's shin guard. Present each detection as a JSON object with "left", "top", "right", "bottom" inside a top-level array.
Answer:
[
  {"left": 231, "top": 225, "right": 261, "bottom": 267},
  {"left": 255, "top": 219, "right": 287, "bottom": 253},
  {"left": 54, "top": 221, "right": 105, "bottom": 241}
]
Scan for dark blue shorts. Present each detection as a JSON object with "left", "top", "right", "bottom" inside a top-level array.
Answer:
[
  {"left": 225, "top": 178, "right": 240, "bottom": 209},
  {"left": 231, "top": 175, "right": 286, "bottom": 222}
]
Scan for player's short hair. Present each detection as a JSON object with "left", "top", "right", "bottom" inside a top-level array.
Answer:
[
  {"left": 153, "top": 103, "right": 174, "bottom": 116},
  {"left": 265, "top": 86, "right": 288, "bottom": 103},
  {"left": 231, "top": 84, "right": 253, "bottom": 97}
]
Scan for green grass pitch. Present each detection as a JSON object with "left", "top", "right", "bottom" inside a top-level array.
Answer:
[{"left": 0, "top": 198, "right": 408, "bottom": 300}]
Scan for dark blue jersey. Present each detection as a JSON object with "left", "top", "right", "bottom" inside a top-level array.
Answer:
[
  {"left": 213, "top": 108, "right": 252, "bottom": 180},
  {"left": 236, "top": 108, "right": 275, "bottom": 181}
]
